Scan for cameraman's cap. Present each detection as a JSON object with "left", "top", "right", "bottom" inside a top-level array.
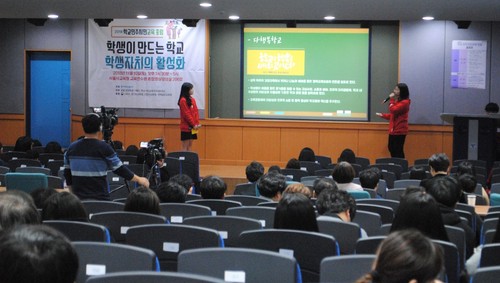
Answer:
[{"left": 82, "top": 113, "right": 102, "bottom": 134}]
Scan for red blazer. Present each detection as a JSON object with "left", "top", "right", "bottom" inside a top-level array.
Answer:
[
  {"left": 380, "top": 98, "right": 411, "bottom": 135},
  {"left": 179, "top": 97, "right": 199, "bottom": 132}
]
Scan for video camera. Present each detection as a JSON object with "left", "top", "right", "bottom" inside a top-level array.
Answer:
[
  {"left": 140, "top": 138, "right": 165, "bottom": 168},
  {"left": 93, "top": 106, "right": 119, "bottom": 144}
]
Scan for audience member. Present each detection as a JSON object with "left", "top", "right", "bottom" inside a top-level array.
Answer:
[
  {"left": 30, "top": 188, "right": 58, "bottom": 209},
  {"left": 274, "top": 192, "right": 319, "bottom": 232},
  {"left": 356, "top": 229, "right": 443, "bottom": 283},
  {"left": 420, "top": 153, "right": 450, "bottom": 189},
  {"left": 41, "top": 192, "right": 88, "bottom": 222},
  {"left": 298, "top": 147, "right": 316, "bottom": 162},
  {"left": 64, "top": 113, "right": 149, "bottom": 200},
  {"left": 390, "top": 188, "right": 449, "bottom": 241},
  {"left": 332, "top": 161, "right": 363, "bottom": 191},
  {"left": 316, "top": 188, "right": 367, "bottom": 237},
  {"left": 125, "top": 144, "right": 139, "bottom": 156},
  {"left": 124, "top": 187, "right": 161, "bottom": 215},
  {"left": 337, "top": 148, "right": 356, "bottom": 164},
  {"left": 156, "top": 181, "right": 187, "bottom": 203},
  {"left": 455, "top": 161, "right": 489, "bottom": 205},
  {"left": 485, "top": 102, "right": 499, "bottom": 114},
  {"left": 359, "top": 167, "right": 382, "bottom": 198},
  {"left": 0, "top": 191, "right": 40, "bottom": 230},
  {"left": 112, "top": 140, "right": 124, "bottom": 151},
  {"left": 312, "top": 177, "right": 337, "bottom": 198},
  {"left": 425, "top": 175, "right": 476, "bottom": 259},
  {"left": 0, "top": 225, "right": 79, "bottom": 283},
  {"left": 44, "top": 141, "right": 63, "bottom": 154},
  {"left": 268, "top": 165, "right": 281, "bottom": 173},
  {"left": 199, "top": 175, "right": 227, "bottom": 199},
  {"left": 14, "top": 136, "right": 33, "bottom": 152},
  {"left": 409, "top": 166, "right": 428, "bottom": 180},
  {"left": 284, "top": 183, "right": 312, "bottom": 198},
  {"left": 32, "top": 139, "right": 42, "bottom": 148},
  {"left": 245, "top": 161, "right": 264, "bottom": 182},
  {"left": 257, "top": 171, "right": 287, "bottom": 201},
  {"left": 285, "top": 158, "right": 301, "bottom": 169},
  {"left": 169, "top": 174, "right": 194, "bottom": 194}
]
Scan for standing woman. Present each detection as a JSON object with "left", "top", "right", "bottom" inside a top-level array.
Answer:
[
  {"left": 178, "top": 82, "right": 201, "bottom": 151},
  {"left": 376, "top": 83, "right": 411, "bottom": 158}
]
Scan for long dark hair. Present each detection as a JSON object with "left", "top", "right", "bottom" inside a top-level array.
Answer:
[
  {"left": 274, "top": 193, "right": 319, "bottom": 232},
  {"left": 177, "top": 82, "right": 194, "bottom": 107},
  {"left": 397, "top": 83, "right": 410, "bottom": 100}
]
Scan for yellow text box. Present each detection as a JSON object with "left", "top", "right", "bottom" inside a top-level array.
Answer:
[{"left": 247, "top": 50, "right": 305, "bottom": 76}]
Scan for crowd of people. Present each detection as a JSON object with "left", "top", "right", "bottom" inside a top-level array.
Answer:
[{"left": 1, "top": 120, "right": 499, "bottom": 282}]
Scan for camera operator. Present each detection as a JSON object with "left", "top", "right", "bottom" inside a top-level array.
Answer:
[{"left": 64, "top": 113, "right": 150, "bottom": 200}]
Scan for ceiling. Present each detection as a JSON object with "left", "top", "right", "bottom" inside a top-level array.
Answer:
[{"left": 1, "top": 0, "right": 500, "bottom": 22}]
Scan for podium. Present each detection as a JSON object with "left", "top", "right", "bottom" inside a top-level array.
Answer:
[{"left": 440, "top": 113, "right": 499, "bottom": 170}]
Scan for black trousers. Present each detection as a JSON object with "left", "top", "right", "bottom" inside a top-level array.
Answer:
[{"left": 388, "top": 134, "right": 406, "bottom": 158}]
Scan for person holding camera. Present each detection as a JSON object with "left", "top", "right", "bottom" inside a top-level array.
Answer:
[
  {"left": 178, "top": 82, "right": 201, "bottom": 151},
  {"left": 64, "top": 113, "right": 150, "bottom": 200}
]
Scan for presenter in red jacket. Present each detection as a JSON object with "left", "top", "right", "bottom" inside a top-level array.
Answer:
[
  {"left": 376, "top": 83, "right": 411, "bottom": 158},
  {"left": 178, "top": 82, "right": 201, "bottom": 151}
]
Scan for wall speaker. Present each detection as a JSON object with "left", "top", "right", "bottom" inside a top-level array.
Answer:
[
  {"left": 94, "top": 19, "right": 114, "bottom": 27},
  {"left": 27, "top": 19, "right": 47, "bottom": 26},
  {"left": 182, "top": 19, "right": 199, "bottom": 27},
  {"left": 454, "top": 21, "right": 471, "bottom": 29}
]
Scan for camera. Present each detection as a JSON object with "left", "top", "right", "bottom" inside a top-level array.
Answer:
[
  {"left": 93, "top": 106, "right": 119, "bottom": 144},
  {"left": 141, "top": 138, "right": 165, "bottom": 167}
]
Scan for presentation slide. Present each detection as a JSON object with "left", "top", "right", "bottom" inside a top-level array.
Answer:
[{"left": 242, "top": 27, "right": 370, "bottom": 121}]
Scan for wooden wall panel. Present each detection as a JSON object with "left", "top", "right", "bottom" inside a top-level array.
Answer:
[
  {"left": 280, "top": 128, "right": 319, "bottom": 162},
  {"left": 0, "top": 114, "right": 25, "bottom": 145},
  {"left": 205, "top": 126, "right": 243, "bottom": 161},
  {"left": 319, "top": 129, "right": 360, "bottom": 161},
  {"left": 242, "top": 127, "right": 281, "bottom": 162},
  {"left": 59, "top": 116, "right": 454, "bottom": 167}
]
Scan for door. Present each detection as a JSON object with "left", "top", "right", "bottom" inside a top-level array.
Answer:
[{"left": 27, "top": 51, "right": 71, "bottom": 147}]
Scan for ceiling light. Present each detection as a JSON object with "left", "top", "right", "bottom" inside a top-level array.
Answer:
[
  {"left": 200, "top": 2, "right": 212, "bottom": 7},
  {"left": 48, "top": 14, "right": 59, "bottom": 19},
  {"left": 228, "top": 15, "right": 240, "bottom": 20},
  {"left": 137, "top": 15, "right": 148, "bottom": 19},
  {"left": 422, "top": 16, "right": 434, "bottom": 21},
  {"left": 324, "top": 16, "right": 335, "bottom": 21}
]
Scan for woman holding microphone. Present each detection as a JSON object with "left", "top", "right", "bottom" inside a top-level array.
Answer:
[
  {"left": 178, "top": 82, "right": 201, "bottom": 151},
  {"left": 376, "top": 83, "right": 411, "bottom": 158}
]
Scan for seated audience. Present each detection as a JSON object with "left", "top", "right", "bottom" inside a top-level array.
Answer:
[
  {"left": 466, "top": 214, "right": 500, "bottom": 275},
  {"left": 125, "top": 144, "right": 139, "bottom": 156},
  {"left": 274, "top": 192, "right": 319, "bottom": 232},
  {"left": 30, "top": 188, "right": 58, "bottom": 209},
  {"left": 199, "top": 175, "right": 227, "bottom": 199},
  {"left": 124, "top": 187, "right": 161, "bottom": 215},
  {"left": 337, "top": 148, "right": 356, "bottom": 164},
  {"left": 41, "top": 192, "right": 88, "bottom": 222},
  {"left": 284, "top": 183, "right": 312, "bottom": 198},
  {"left": 285, "top": 158, "right": 301, "bottom": 169},
  {"left": 112, "top": 140, "right": 124, "bottom": 151},
  {"left": 298, "top": 147, "right": 316, "bottom": 162},
  {"left": 0, "top": 191, "right": 40, "bottom": 230},
  {"left": 156, "top": 181, "right": 187, "bottom": 203},
  {"left": 420, "top": 153, "right": 450, "bottom": 189},
  {"left": 425, "top": 175, "right": 476, "bottom": 259},
  {"left": 455, "top": 161, "right": 489, "bottom": 205},
  {"left": 409, "top": 166, "right": 428, "bottom": 180},
  {"left": 169, "top": 174, "right": 194, "bottom": 194},
  {"left": 257, "top": 171, "right": 287, "bottom": 202},
  {"left": 356, "top": 229, "right": 443, "bottom": 283},
  {"left": 44, "top": 141, "right": 63, "bottom": 154},
  {"left": 268, "top": 165, "right": 281, "bottom": 173},
  {"left": 312, "top": 177, "right": 337, "bottom": 198},
  {"left": 246, "top": 161, "right": 264, "bottom": 182},
  {"left": 0, "top": 225, "right": 79, "bottom": 283},
  {"left": 359, "top": 167, "right": 382, "bottom": 198},
  {"left": 316, "top": 188, "right": 367, "bottom": 237},
  {"left": 14, "top": 135, "right": 33, "bottom": 152},
  {"left": 332, "top": 161, "right": 363, "bottom": 191},
  {"left": 390, "top": 188, "right": 449, "bottom": 241}
]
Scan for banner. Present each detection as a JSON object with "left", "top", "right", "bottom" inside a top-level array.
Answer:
[{"left": 88, "top": 19, "right": 206, "bottom": 109}]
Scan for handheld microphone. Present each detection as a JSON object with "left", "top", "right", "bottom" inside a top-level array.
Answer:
[{"left": 382, "top": 96, "right": 390, "bottom": 103}]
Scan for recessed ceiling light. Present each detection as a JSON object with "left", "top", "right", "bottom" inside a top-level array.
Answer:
[
  {"left": 422, "top": 16, "right": 434, "bottom": 21},
  {"left": 200, "top": 2, "right": 212, "bottom": 7},
  {"left": 48, "top": 14, "right": 59, "bottom": 19},
  {"left": 228, "top": 15, "right": 240, "bottom": 20},
  {"left": 324, "top": 16, "right": 335, "bottom": 21},
  {"left": 137, "top": 15, "right": 148, "bottom": 19}
]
